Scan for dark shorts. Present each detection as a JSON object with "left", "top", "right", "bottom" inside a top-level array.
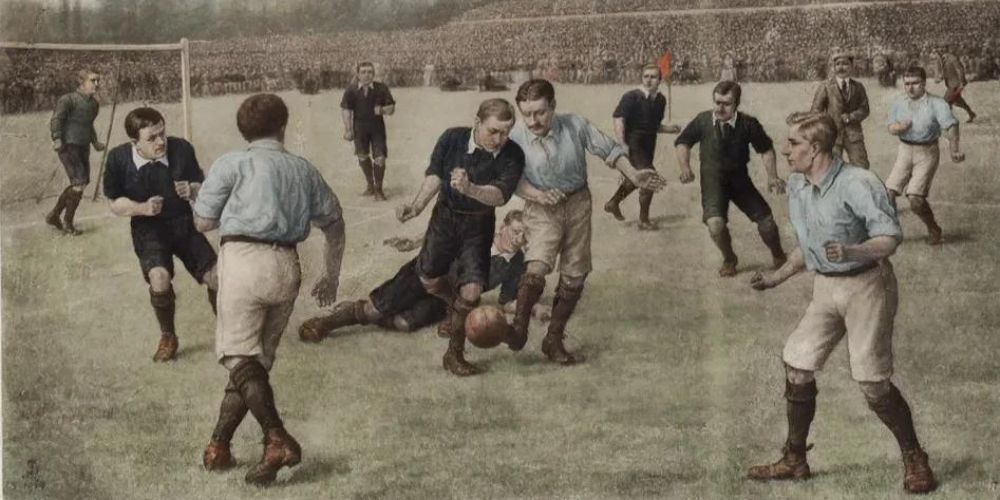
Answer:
[
  {"left": 415, "top": 203, "right": 494, "bottom": 288},
  {"left": 369, "top": 259, "right": 448, "bottom": 330},
  {"left": 701, "top": 171, "right": 772, "bottom": 223},
  {"left": 131, "top": 216, "right": 218, "bottom": 283},
  {"left": 58, "top": 144, "right": 90, "bottom": 186},
  {"left": 626, "top": 132, "right": 657, "bottom": 170},
  {"left": 354, "top": 126, "right": 388, "bottom": 159}
]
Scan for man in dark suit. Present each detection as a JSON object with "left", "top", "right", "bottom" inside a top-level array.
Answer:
[
  {"left": 103, "top": 107, "right": 218, "bottom": 363},
  {"left": 810, "top": 51, "right": 870, "bottom": 168}
]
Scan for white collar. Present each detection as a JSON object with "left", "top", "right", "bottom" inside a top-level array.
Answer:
[
  {"left": 637, "top": 86, "right": 659, "bottom": 99},
  {"left": 836, "top": 76, "right": 850, "bottom": 87},
  {"left": 358, "top": 81, "right": 373, "bottom": 90},
  {"left": 132, "top": 145, "right": 168, "bottom": 170},
  {"left": 467, "top": 129, "right": 500, "bottom": 158},
  {"left": 713, "top": 112, "right": 738, "bottom": 128},
  {"left": 490, "top": 243, "right": 516, "bottom": 261}
]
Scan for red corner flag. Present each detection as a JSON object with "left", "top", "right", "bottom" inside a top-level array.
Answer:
[{"left": 658, "top": 51, "right": 672, "bottom": 81}]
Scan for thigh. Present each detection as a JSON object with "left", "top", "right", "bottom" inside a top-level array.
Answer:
[
  {"left": 370, "top": 259, "right": 431, "bottom": 317},
  {"left": 782, "top": 278, "right": 847, "bottom": 373},
  {"left": 455, "top": 215, "right": 495, "bottom": 288},
  {"left": 354, "top": 128, "right": 373, "bottom": 156},
  {"left": 169, "top": 219, "right": 218, "bottom": 284},
  {"left": 558, "top": 190, "right": 593, "bottom": 277},
  {"left": 259, "top": 299, "right": 297, "bottom": 371},
  {"left": 700, "top": 174, "right": 729, "bottom": 222},
  {"left": 729, "top": 175, "right": 772, "bottom": 223},
  {"left": 371, "top": 129, "right": 388, "bottom": 159},
  {"left": 132, "top": 225, "right": 175, "bottom": 282},
  {"left": 844, "top": 264, "right": 898, "bottom": 382},
  {"left": 627, "top": 133, "right": 655, "bottom": 169},
  {"left": 905, "top": 144, "right": 939, "bottom": 197},
  {"left": 416, "top": 206, "right": 460, "bottom": 279},
  {"left": 884, "top": 144, "right": 914, "bottom": 194},
  {"left": 523, "top": 201, "right": 563, "bottom": 272},
  {"left": 398, "top": 296, "right": 448, "bottom": 331},
  {"left": 215, "top": 244, "right": 268, "bottom": 362},
  {"left": 59, "top": 145, "right": 90, "bottom": 186}
]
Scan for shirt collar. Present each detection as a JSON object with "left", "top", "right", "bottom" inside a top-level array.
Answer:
[
  {"left": 835, "top": 77, "right": 850, "bottom": 87},
  {"left": 637, "top": 86, "right": 659, "bottom": 99},
  {"left": 531, "top": 114, "right": 563, "bottom": 142},
  {"left": 712, "top": 112, "right": 738, "bottom": 128},
  {"left": 805, "top": 157, "right": 845, "bottom": 197},
  {"left": 247, "top": 138, "right": 285, "bottom": 151},
  {"left": 358, "top": 81, "right": 372, "bottom": 90},
  {"left": 132, "top": 144, "right": 169, "bottom": 170},
  {"left": 467, "top": 129, "right": 500, "bottom": 158}
]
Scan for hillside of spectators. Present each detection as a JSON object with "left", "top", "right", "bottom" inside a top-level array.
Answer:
[{"left": 2, "top": 0, "right": 998, "bottom": 114}]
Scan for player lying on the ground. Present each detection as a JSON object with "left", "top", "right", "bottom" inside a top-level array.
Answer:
[
  {"left": 103, "top": 107, "right": 218, "bottom": 362},
  {"left": 299, "top": 210, "right": 550, "bottom": 341},
  {"left": 674, "top": 80, "right": 787, "bottom": 277},
  {"left": 747, "top": 111, "right": 936, "bottom": 494}
]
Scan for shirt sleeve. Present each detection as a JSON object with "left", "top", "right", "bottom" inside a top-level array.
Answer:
[
  {"left": 578, "top": 116, "right": 626, "bottom": 167},
  {"left": 50, "top": 94, "right": 70, "bottom": 141},
  {"left": 193, "top": 156, "right": 238, "bottom": 219},
  {"left": 380, "top": 84, "right": 396, "bottom": 106},
  {"left": 487, "top": 145, "right": 525, "bottom": 203},
  {"left": 179, "top": 140, "right": 205, "bottom": 183},
  {"left": 423, "top": 130, "right": 452, "bottom": 179},
  {"left": 747, "top": 117, "right": 774, "bottom": 154},
  {"left": 932, "top": 98, "right": 959, "bottom": 131},
  {"left": 611, "top": 93, "right": 631, "bottom": 119},
  {"left": 309, "top": 168, "right": 343, "bottom": 228},
  {"left": 848, "top": 175, "right": 903, "bottom": 241},
  {"left": 339, "top": 88, "right": 353, "bottom": 110},
  {"left": 887, "top": 99, "right": 903, "bottom": 127},
  {"left": 674, "top": 117, "right": 703, "bottom": 147},
  {"left": 102, "top": 149, "right": 126, "bottom": 200}
]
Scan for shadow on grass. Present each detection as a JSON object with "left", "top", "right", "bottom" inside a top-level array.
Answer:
[
  {"left": 902, "top": 230, "right": 976, "bottom": 246},
  {"left": 622, "top": 214, "right": 688, "bottom": 230},
  {"left": 286, "top": 454, "right": 352, "bottom": 485}
]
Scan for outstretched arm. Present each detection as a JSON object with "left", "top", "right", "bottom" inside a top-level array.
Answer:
[
  {"left": 751, "top": 247, "right": 805, "bottom": 290},
  {"left": 397, "top": 174, "right": 442, "bottom": 222}
]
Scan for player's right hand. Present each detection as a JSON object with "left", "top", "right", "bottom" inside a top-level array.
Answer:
[
  {"left": 146, "top": 195, "right": 164, "bottom": 216},
  {"left": 679, "top": 168, "right": 695, "bottom": 184},
  {"left": 396, "top": 204, "right": 418, "bottom": 222},
  {"left": 343, "top": 130, "right": 354, "bottom": 141},
  {"left": 749, "top": 271, "right": 777, "bottom": 291},
  {"left": 537, "top": 189, "right": 566, "bottom": 205},
  {"left": 52, "top": 140, "right": 62, "bottom": 151}
]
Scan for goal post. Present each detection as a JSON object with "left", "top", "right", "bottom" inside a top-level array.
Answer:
[{"left": 0, "top": 38, "right": 193, "bottom": 139}]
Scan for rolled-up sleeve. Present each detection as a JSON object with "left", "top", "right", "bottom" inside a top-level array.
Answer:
[
  {"left": 310, "top": 169, "right": 343, "bottom": 228},
  {"left": 932, "top": 98, "right": 959, "bottom": 131},
  {"left": 578, "top": 117, "right": 625, "bottom": 167},
  {"left": 488, "top": 146, "right": 525, "bottom": 203},
  {"left": 193, "top": 157, "right": 237, "bottom": 219},
  {"left": 849, "top": 176, "right": 903, "bottom": 241},
  {"left": 50, "top": 95, "right": 70, "bottom": 141}
]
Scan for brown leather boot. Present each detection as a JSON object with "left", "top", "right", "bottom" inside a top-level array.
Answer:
[
  {"left": 62, "top": 188, "right": 84, "bottom": 236},
  {"left": 902, "top": 448, "right": 937, "bottom": 494},
  {"left": 245, "top": 427, "right": 302, "bottom": 486},
  {"left": 747, "top": 445, "right": 812, "bottom": 481},
  {"left": 298, "top": 300, "right": 366, "bottom": 342},
  {"left": 542, "top": 283, "right": 584, "bottom": 365},
  {"left": 510, "top": 273, "right": 545, "bottom": 351},
  {"left": 152, "top": 334, "right": 179, "bottom": 362},
  {"left": 442, "top": 299, "right": 480, "bottom": 376},
  {"left": 203, "top": 440, "right": 236, "bottom": 471},
  {"left": 604, "top": 180, "right": 635, "bottom": 222}
]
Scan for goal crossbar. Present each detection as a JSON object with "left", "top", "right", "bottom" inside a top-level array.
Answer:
[{"left": 0, "top": 39, "right": 194, "bottom": 140}]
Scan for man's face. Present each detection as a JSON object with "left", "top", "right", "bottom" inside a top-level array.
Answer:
[
  {"left": 504, "top": 219, "right": 527, "bottom": 250},
  {"left": 79, "top": 73, "right": 101, "bottom": 95},
  {"left": 903, "top": 76, "right": 926, "bottom": 99},
  {"left": 833, "top": 57, "right": 852, "bottom": 78},
  {"left": 712, "top": 92, "right": 737, "bottom": 122},
  {"left": 641, "top": 69, "right": 661, "bottom": 92},
  {"left": 517, "top": 98, "right": 556, "bottom": 137},
  {"left": 358, "top": 65, "right": 375, "bottom": 85},
  {"left": 474, "top": 115, "right": 515, "bottom": 152},
  {"left": 781, "top": 125, "right": 814, "bottom": 174},
  {"left": 134, "top": 121, "right": 167, "bottom": 160}
]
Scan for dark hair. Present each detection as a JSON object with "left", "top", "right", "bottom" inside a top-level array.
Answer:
[
  {"left": 476, "top": 98, "right": 515, "bottom": 122},
  {"left": 124, "top": 107, "right": 165, "bottom": 140},
  {"left": 712, "top": 80, "right": 741, "bottom": 106},
  {"left": 785, "top": 111, "right": 836, "bottom": 153},
  {"left": 236, "top": 94, "right": 289, "bottom": 142},
  {"left": 357, "top": 61, "right": 375, "bottom": 72},
  {"left": 503, "top": 209, "right": 524, "bottom": 225},
  {"left": 903, "top": 65, "right": 927, "bottom": 82},
  {"left": 515, "top": 79, "right": 555, "bottom": 104}
]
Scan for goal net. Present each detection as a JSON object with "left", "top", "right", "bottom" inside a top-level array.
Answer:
[{"left": 0, "top": 40, "right": 193, "bottom": 207}]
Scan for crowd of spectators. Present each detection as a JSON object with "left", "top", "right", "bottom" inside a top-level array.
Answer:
[
  {"left": 2, "top": 0, "right": 998, "bottom": 114},
  {"left": 455, "top": 0, "right": 892, "bottom": 21}
]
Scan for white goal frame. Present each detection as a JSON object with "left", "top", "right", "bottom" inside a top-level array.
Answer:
[{"left": 0, "top": 38, "right": 194, "bottom": 139}]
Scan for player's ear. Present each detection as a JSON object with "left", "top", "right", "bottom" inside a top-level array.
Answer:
[{"left": 549, "top": 98, "right": 557, "bottom": 111}]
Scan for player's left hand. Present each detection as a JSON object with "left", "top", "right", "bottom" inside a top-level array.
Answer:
[
  {"left": 450, "top": 168, "right": 471, "bottom": 193},
  {"left": 311, "top": 275, "right": 339, "bottom": 307},
  {"left": 633, "top": 170, "right": 666, "bottom": 192},
  {"left": 93, "top": 141, "right": 106, "bottom": 152},
  {"left": 768, "top": 176, "right": 786, "bottom": 195},
  {"left": 951, "top": 151, "right": 965, "bottom": 163},
  {"left": 396, "top": 204, "right": 419, "bottom": 223},
  {"left": 749, "top": 271, "right": 777, "bottom": 291},
  {"left": 823, "top": 241, "right": 847, "bottom": 263},
  {"left": 174, "top": 181, "right": 192, "bottom": 200}
]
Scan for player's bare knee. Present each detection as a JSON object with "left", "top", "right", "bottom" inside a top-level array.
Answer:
[
  {"left": 526, "top": 261, "right": 551, "bottom": 276},
  {"left": 858, "top": 379, "right": 892, "bottom": 402},
  {"left": 363, "top": 301, "right": 382, "bottom": 323},
  {"left": 706, "top": 217, "right": 727, "bottom": 236},
  {"left": 784, "top": 365, "right": 815, "bottom": 385},
  {"left": 458, "top": 282, "right": 482, "bottom": 303},
  {"left": 393, "top": 316, "right": 413, "bottom": 332},
  {"left": 373, "top": 157, "right": 386, "bottom": 166},
  {"left": 70, "top": 184, "right": 86, "bottom": 193},
  {"left": 221, "top": 355, "right": 253, "bottom": 371},
  {"left": 356, "top": 154, "right": 371, "bottom": 162},
  {"left": 202, "top": 266, "right": 218, "bottom": 290},
  {"left": 148, "top": 267, "right": 172, "bottom": 291},
  {"left": 756, "top": 215, "right": 777, "bottom": 231},
  {"left": 559, "top": 273, "right": 587, "bottom": 289}
]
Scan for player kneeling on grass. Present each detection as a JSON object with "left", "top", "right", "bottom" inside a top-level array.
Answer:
[
  {"left": 193, "top": 94, "right": 346, "bottom": 486},
  {"left": 299, "top": 210, "right": 550, "bottom": 340},
  {"left": 746, "top": 112, "right": 936, "bottom": 494},
  {"left": 103, "top": 107, "right": 217, "bottom": 362},
  {"left": 395, "top": 98, "right": 525, "bottom": 376}
]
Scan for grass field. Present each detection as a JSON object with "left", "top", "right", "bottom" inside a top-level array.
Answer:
[{"left": 2, "top": 80, "right": 999, "bottom": 499}]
